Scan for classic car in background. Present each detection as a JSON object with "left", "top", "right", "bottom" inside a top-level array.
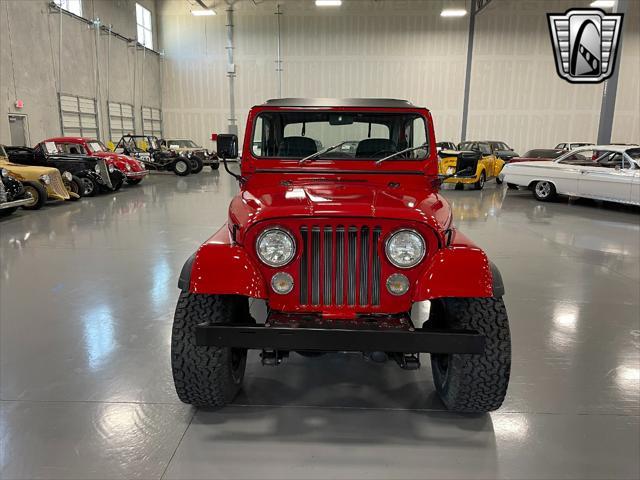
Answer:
[
  {"left": 0, "top": 145, "right": 79, "bottom": 208},
  {"left": 508, "top": 149, "right": 577, "bottom": 163},
  {"left": 436, "top": 141, "right": 456, "bottom": 152},
  {"left": 164, "top": 138, "right": 220, "bottom": 171},
  {"left": 46, "top": 137, "right": 148, "bottom": 186},
  {"left": 115, "top": 135, "right": 194, "bottom": 176},
  {"left": 554, "top": 141, "right": 594, "bottom": 151},
  {"left": 0, "top": 169, "right": 32, "bottom": 216},
  {"left": 439, "top": 141, "right": 506, "bottom": 189},
  {"left": 502, "top": 145, "right": 640, "bottom": 205},
  {"left": 6, "top": 142, "right": 123, "bottom": 197}
]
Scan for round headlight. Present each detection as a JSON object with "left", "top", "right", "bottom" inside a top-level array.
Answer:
[
  {"left": 94, "top": 164, "right": 101, "bottom": 173},
  {"left": 40, "top": 174, "right": 51, "bottom": 185},
  {"left": 271, "top": 272, "right": 294, "bottom": 294},
  {"left": 256, "top": 228, "right": 296, "bottom": 267},
  {"left": 1, "top": 168, "right": 8, "bottom": 178},
  {"left": 62, "top": 171, "right": 72, "bottom": 181},
  {"left": 385, "top": 229, "right": 426, "bottom": 268},
  {"left": 108, "top": 164, "right": 115, "bottom": 173}
]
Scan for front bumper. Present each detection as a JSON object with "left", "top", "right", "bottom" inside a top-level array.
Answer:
[
  {"left": 125, "top": 170, "right": 149, "bottom": 179},
  {"left": 443, "top": 176, "right": 479, "bottom": 184},
  {"left": 1, "top": 197, "right": 32, "bottom": 210},
  {"left": 195, "top": 313, "right": 485, "bottom": 354}
]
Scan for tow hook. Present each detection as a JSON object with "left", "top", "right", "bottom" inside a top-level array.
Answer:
[
  {"left": 393, "top": 353, "right": 421, "bottom": 370},
  {"left": 261, "top": 349, "right": 289, "bottom": 366}
]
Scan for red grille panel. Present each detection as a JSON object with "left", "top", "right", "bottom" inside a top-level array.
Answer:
[{"left": 299, "top": 223, "right": 382, "bottom": 308}]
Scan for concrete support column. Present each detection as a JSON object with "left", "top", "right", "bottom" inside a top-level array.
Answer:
[{"left": 596, "top": 0, "right": 628, "bottom": 145}]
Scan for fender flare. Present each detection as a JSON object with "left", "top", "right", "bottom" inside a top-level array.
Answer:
[
  {"left": 489, "top": 260, "right": 505, "bottom": 297},
  {"left": 178, "top": 252, "right": 196, "bottom": 290},
  {"left": 413, "top": 231, "right": 505, "bottom": 300},
  {"left": 176, "top": 225, "right": 268, "bottom": 298}
]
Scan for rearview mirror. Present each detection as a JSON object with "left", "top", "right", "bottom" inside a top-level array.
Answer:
[{"left": 217, "top": 134, "right": 238, "bottom": 159}]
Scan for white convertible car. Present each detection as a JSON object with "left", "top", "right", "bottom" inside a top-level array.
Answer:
[{"left": 501, "top": 145, "right": 640, "bottom": 206}]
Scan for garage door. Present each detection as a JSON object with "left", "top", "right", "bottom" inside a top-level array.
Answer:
[
  {"left": 59, "top": 94, "right": 99, "bottom": 139},
  {"left": 142, "top": 106, "right": 162, "bottom": 138},
  {"left": 108, "top": 102, "right": 135, "bottom": 142}
]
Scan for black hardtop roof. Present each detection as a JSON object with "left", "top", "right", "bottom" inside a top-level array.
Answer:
[{"left": 261, "top": 98, "right": 418, "bottom": 108}]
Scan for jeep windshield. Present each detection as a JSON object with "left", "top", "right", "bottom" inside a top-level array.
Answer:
[{"left": 251, "top": 111, "right": 429, "bottom": 160}]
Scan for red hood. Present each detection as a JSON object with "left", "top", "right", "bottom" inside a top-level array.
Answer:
[
  {"left": 92, "top": 151, "right": 144, "bottom": 170},
  {"left": 229, "top": 180, "right": 452, "bottom": 242}
]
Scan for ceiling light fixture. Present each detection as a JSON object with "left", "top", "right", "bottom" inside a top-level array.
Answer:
[
  {"left": 192, "top": 9, "right": 216, "bottom": 16},
  {"left": 316, "top": 0, "right": 342, "bottom": 6},
  {"left": 441, "top": 8, "right": 467, "bottom": 17},
  {"left": 590, "top": 0, "right": 616, "bottom": 7}
]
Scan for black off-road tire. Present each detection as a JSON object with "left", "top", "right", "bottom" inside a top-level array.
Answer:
[
  {"left": 173, "top": 159, "right": 192, "bottom": 176},
  {"left": 22, "top": 181, "right": 47, "bottom": 210},
  {"left": 430, "top": 297, "right": 511, "bottom": 413},
  {"left": 190, "top": 156, "right": 204, "bottom": 174},
  {"left": 171, "top": 292, "right": 251, "bottom": 407}
]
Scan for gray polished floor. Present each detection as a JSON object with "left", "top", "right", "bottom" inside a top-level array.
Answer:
[{"left": 1, "top": 171, "right": 638, "bottom": 479}]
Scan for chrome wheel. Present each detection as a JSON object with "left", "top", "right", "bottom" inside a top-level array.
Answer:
[
  {"left": 535, "top": 181, "right": 551, "bottom": 198},
  {"left": 23, "top": 186, "right": 37, "bottom": 207}
]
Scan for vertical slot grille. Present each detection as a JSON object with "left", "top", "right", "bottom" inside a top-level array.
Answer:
[
  {"left": 311, "top": 227, "right": 321, "bottom": 305},
  {"left": 299, "top": 224, "right": 382, "bottom": 308},
  {"left": 359, "top": 227, "right": 369, "bottom": 306},
  {"left": 299, "top": 227, "right": 308, "bottom": 304},
  {"left": 347, "top": 227, "right": 358, "bottom": 306},
  {"left": 372, "top": 228, "right": 382, "bottom": 306},
  {"left": 323, "top": 227, "right": 332, "bottom": 305},
  {"left": 335, "top": 227, "right": 344, "bottom": 306}
]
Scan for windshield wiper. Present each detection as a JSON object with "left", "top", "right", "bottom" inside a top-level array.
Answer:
[
  {"left": 375, "top": 143, "right": 429, "bottom": 165},
  {"left": 299, "top": 141, "right": 350, "bottom": 164}
]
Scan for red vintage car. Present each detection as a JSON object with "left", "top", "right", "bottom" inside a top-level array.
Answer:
[
  {"left": 172, "top": 98, "right": 510, "bottom": 413},
  {"left": 45, "top": 137, "right": 148, "bottom": 186}
]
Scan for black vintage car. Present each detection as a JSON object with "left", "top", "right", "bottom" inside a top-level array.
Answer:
[
  {"left": 0, "top": 169, "right": 32, "bottom": 216},
  {"left": 5, "top": 142, "right": 123, "bottom": 196},
  {"left": 115, "top": 135, "right": 194, "bottom": 176}
]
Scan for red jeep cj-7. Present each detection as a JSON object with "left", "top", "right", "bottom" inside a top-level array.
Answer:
[{"left": 173, "top": 98, "right": 510, "bottom": 413}]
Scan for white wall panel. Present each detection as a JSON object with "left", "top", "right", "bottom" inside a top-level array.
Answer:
[
  {"left": 158, "top": 0, "right": 638, "bottom": 153},
  {"left": 158, "top": 0, "right": 468, "bottom": 148}
]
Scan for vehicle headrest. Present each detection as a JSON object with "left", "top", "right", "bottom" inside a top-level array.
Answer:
[
  {"left": 356, "top": 138, "right": 397, "bottom": 158},
  {"left": 278, "top": 136, "right": 317, "bottom": 158}
]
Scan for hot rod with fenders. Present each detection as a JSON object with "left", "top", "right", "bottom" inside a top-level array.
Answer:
[
  {"left": 173, "top": 98, "right": 510, "bottom": 413},
  {"left": 6, "top": 141, "right": 123, "bottom": 197}
]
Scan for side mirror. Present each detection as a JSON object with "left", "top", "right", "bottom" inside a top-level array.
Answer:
[{"left": 217, "top": 134, "right": 238, "bottom": 159}]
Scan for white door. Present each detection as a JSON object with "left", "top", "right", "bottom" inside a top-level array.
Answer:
[
  {"left": 546, "top": 161, "right": 582, "bottom": 195},
  {"left": 577, "top": 152, "right": 632, "bottom": 203}
]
